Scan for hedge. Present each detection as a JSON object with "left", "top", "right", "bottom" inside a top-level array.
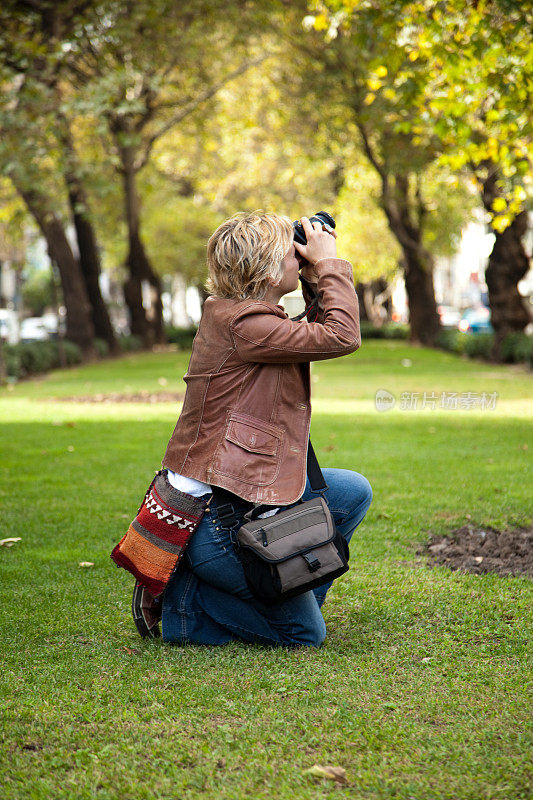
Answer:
[
  {"left": 435, "top": 329, "right": 532, "bottom": 367},
  {"left": 359, "top": 321, "right": 410, "bottom": 340},
  {"left": 4, "top": 340, "right": 82, "bottom": 379},
  {"left": 165, "top": 325, "right": 198, "bottom": 350}
]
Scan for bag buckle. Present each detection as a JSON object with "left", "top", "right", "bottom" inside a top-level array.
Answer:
[
  {"left": 216, "top": 501, "right": 238, "bottom": 528},
  {"left": 302, "top": 551, "right": 321, "bottom": 572}
]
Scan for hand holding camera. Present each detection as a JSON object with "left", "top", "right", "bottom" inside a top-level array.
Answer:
[{"left": 293, "top": 212, "right": 337, "bottom": 280}]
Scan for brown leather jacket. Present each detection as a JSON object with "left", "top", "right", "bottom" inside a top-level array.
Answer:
[{"left": 162, "top": 257, "right": 360, "bottom": 504}]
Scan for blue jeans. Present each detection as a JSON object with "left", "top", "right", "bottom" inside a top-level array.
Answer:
[{"left": 162, "top": 468, "right": 373, "bottom": 648}]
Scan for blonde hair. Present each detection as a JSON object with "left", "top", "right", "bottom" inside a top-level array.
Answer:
[{"left": 205, "top": 212, "right": 294, "bottom": 300}]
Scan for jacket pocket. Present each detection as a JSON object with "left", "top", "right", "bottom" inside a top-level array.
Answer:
[{"left": 212, "top": 411, "right": 283, "bottom": 486}]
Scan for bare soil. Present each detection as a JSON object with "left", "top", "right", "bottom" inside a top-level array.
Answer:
[{"left": 421, "top": 523, "right": 533, "bottom": 578}]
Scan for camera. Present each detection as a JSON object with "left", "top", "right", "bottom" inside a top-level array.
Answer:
[{"left": 292, "top": 211, "right": 336, "bottom": 248}]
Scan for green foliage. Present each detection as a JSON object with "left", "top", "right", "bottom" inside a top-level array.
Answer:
[
  {"left": 20, "top": 267, "right": 53, "bottom": 316},
  {"left": 500, "top": 332, "right": 533, "bottom": 367},
  {"left": 434, "top": 330, "right": 533, "bottom": 367},
  {"left": 463, "top": 332, "right": 494, "bottom": 361},
  {"left": 434, "top": 328, "right": 462, "bottom": 354},
  {"left": 359, "top": 321, "right": 409, "bottom": 340},
  {"left": 140, "top": 173, "right": 222, "bottom": 282},
  {"left": 4, "top": 340, "right": 82, "bottom": 378},
  {"left": 118, "top": 334, "right": 143, "bottom": 352},
  {"left": 334, "top": 160, "right": 400, "bottom": 282},
  {"left": 312, "top": 0, "right": 533, "bottom": 231},
  {"left": 165, "top": 325, "right": 198, "bottom": 350},
  {"left": 93, "top": 338, "right": 110, "bottom": 358}
]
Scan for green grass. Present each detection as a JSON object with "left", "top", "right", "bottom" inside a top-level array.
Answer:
[{"left": 0, "top": 341, "right": 531, "bottom": 800}]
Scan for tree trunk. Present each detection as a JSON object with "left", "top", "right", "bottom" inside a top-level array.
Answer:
[
  {"left": 381, "top": 177, "right": 440, "bottom": 345},
  {"left": 19, "top": 188, "right": 95, "bottom": 353},
  {"left": 357, "top": 126, "right": 441, "bottom": 345},
  {"left": 400, "top": 248, "right": 441, "bottom": 345},
  {"left": 57, "top": 114, "right": 118, "bottom": 352},
  {"left": 117, "top": 138, "right": 164, "bottom": 346},
  {"left": 481, "top": 173, "right": 531, "bottom": 359},
  {"left": 355, "top": 283, "right": 370, "bottom": 321}
]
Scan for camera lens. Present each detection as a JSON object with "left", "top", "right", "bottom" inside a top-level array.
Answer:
[{"left": 292, "top": 211, "right": 336, "bottom": 247}]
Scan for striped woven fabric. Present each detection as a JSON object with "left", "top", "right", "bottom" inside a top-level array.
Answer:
[{"left": 111, "top": 470, "right": 208, "bottom": 597}]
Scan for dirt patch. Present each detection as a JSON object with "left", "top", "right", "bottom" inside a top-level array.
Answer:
[
  {"left": 420, "top": 523, "right": 533, "bottom": 578},
  {"left": 50, "top": 391, "right": 184, "bottom": 404}
]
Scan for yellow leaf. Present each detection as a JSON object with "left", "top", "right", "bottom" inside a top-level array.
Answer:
[
  {"left": 492, "top": 197, "right": 506, "bottom": 212},
  {"left": 375, "top": 65, "right": 388, "bottom": 77},
  {"left": 363, "top": 93, "right": 376, "bottom": 105},
  {"left": 79, "top": 561, "right": 95, "bottom": 568},
  {"left": 313, "top": 13, "right": 329, "bottom": 31},
  {"left": 409, "top": 51, "right": 419, "bottom": 61},
  {"left": 383, "top": 88, "right": 396, "bottom": 100},
  {"left": 367, "top": 77, "right": 382, "bottom": 91},
  {"left": 304, "top": 764, "right": 348, "bottom": 784},
  {"left": 492, "top": 215, "right": 510, "bottom": 233}
]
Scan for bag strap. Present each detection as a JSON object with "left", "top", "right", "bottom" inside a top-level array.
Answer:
[{"left": 307, "top": 438, "right": 327, "bottom": 492}]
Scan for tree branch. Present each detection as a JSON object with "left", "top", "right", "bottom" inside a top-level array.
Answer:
[{"left": 135, "top": 53, "right": 271, "bottom": 171}]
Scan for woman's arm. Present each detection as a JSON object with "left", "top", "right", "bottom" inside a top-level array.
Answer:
[{"left": 230, "top": 257, "right": 360, "bottom": 364}]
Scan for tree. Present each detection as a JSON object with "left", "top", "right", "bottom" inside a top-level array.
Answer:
[
  {"left": 63, "top": 0, "right": 272, "bottom": 344},
  {"left": 263, "top": 2, "right": 444, "bottom": 343},
  {"left": 311, "top": 0, "right": 533, "bottom": 354},
  {"left": 0, "top": 0, "right": 114, "bottom": 352}
]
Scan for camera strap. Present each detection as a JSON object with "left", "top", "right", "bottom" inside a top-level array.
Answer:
[{"left": 291, "top": 274, "right": 320, "bottom": 322}]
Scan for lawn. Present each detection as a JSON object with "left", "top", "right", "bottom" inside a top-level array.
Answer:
[{"left": 0, "top": 341, "right": 531, "bottom": 800}]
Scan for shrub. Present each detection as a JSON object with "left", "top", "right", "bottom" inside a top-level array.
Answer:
[
  {"left": 62, "top": 341, "right": 82, "bottom": 366},
  {"left": 463, "top": 332, "right": 494, "bottom": 360},
  {"left": 434, "top": 329, "right": 469, "bottom": 355},
  {"left": 4, "top": 345, "right": 21, "bottom": 379},
  {"left": 17, "top": 341, "right": 58, "bottom": 375},
  {"left": 165, "top": 325, "right": 198, "bottom": 349},
  {"left": 3, "top": 339, "right": 82, "bottom": 379},
  {"left": 359, "top": 321, "right": 409, "bottom": 340},
  {"left": 118, "top": 334, "right": 143, "bottom": 352},
  {"left": 501, "top": 332, "right": 533, "bottom": 366},
  {"left": 93, "top": 338, "right": 110, "bottom": 358}
]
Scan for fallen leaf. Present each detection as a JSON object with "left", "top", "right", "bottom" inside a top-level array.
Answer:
[
  {"left": 0, "top": 537, "right": 21, "bottom": 547},
  {"left": 78, "top": 561, "right": 94, "bottom": 567},
  {"left": 121, "top": 646, "right": 141, "bottom": 655},
  {"left": 304, "top": 765, "right": 348, "bottom": 784}
]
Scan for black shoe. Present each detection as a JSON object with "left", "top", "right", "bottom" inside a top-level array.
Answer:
[{"left": 132, "top": 581, "right": 162, "bottom": 639}]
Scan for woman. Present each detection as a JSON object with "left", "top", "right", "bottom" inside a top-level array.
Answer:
[{"left": 148, "top": 212, "right": 372, "bottom": 647}]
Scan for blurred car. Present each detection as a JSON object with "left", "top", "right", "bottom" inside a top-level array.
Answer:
[
  {"left": 437, "top": 305, "right": 461, "bottom": 329},
  {"left": 0, "top": 309, "right": 18, "bottom": 344},
  {"left": 458, "top": 306, "right": 493, "bottom": 333},
  {"left": 20, "top": 317, "right": 51, "bottom": 341}
]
